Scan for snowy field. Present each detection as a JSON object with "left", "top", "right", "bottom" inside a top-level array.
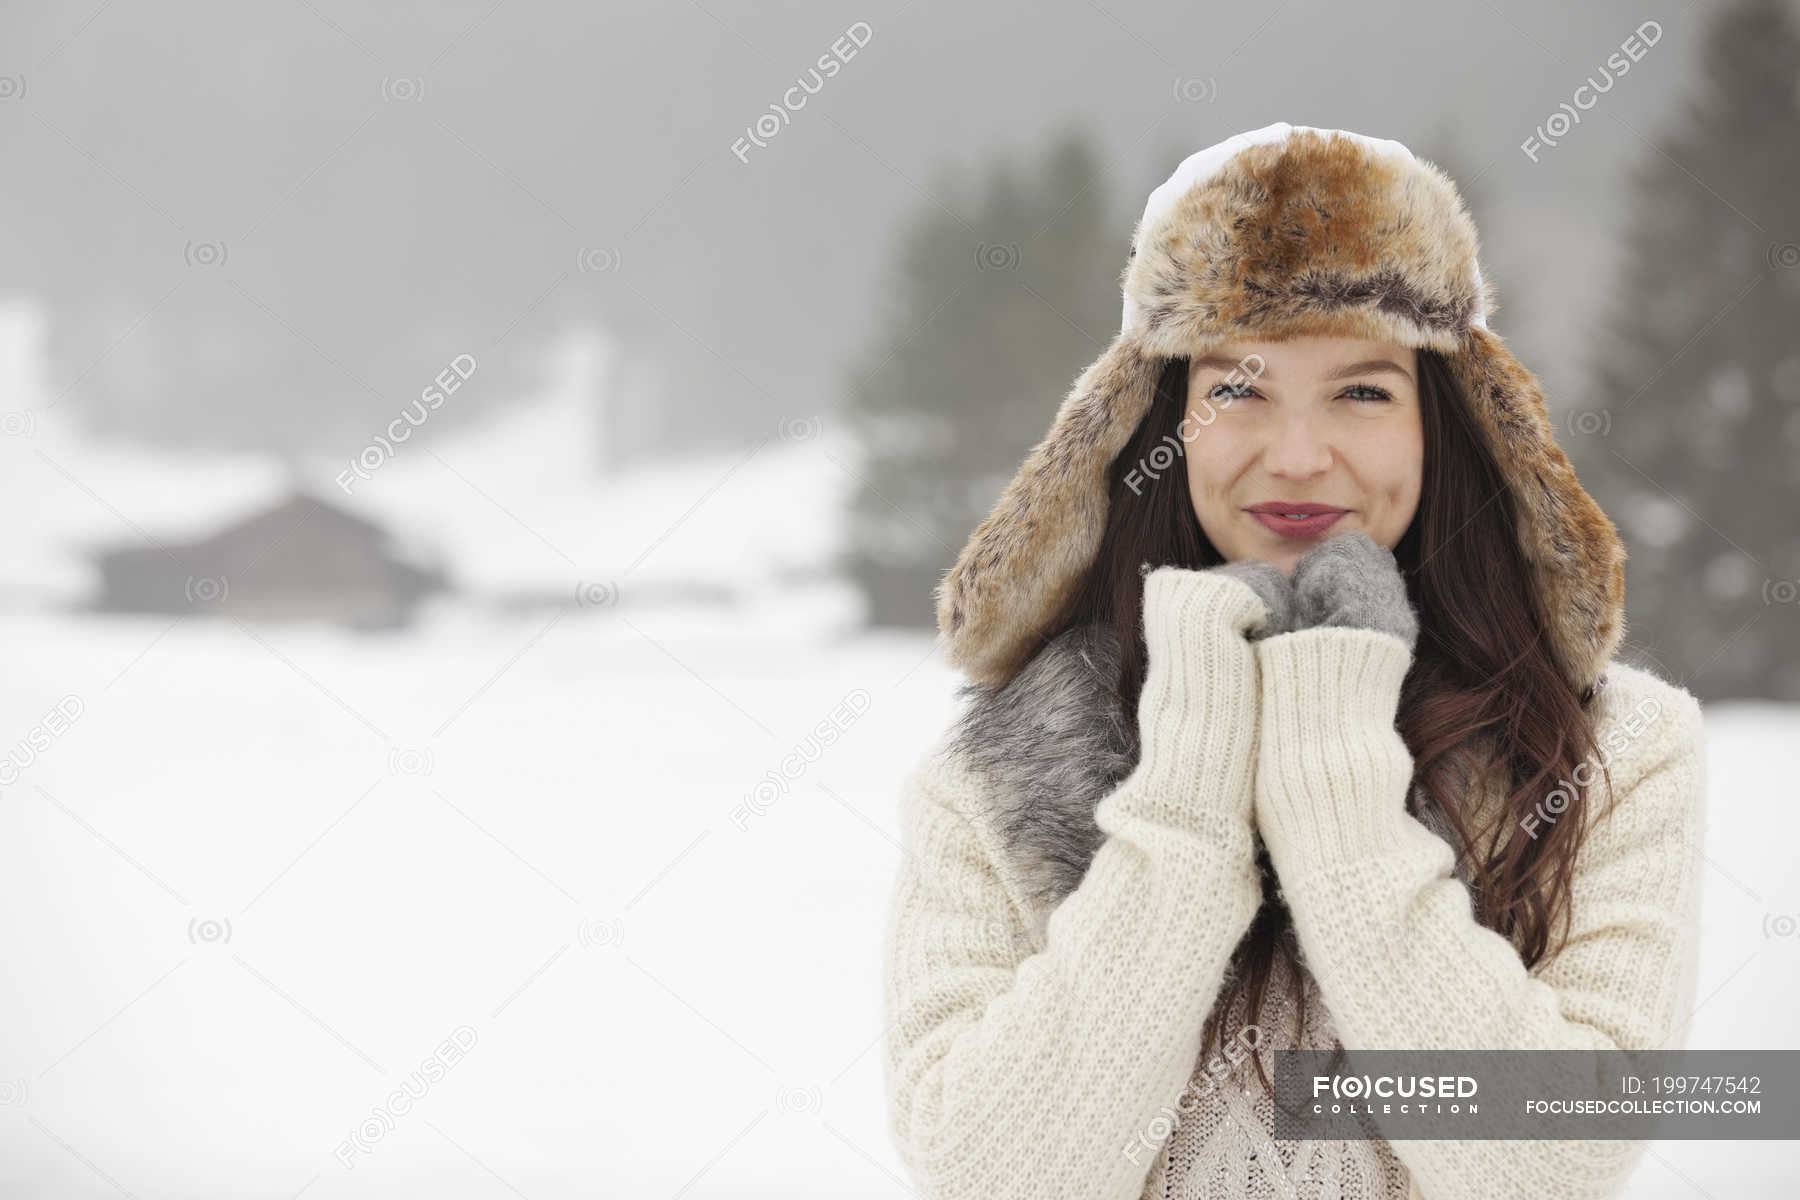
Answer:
[
  {"left": 0, "top": 597, "right": 1795, "bottom": 1198},
  {"left": 0, "top": 587, "right": 963, "bottom": 1198}
]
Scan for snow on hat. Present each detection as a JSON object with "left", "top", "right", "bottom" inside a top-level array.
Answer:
[{"left": 936, "top": 122, "right": 1624, "bottom": 694}]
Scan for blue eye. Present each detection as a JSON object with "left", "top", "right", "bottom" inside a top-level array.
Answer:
[
  {"left": 1344, "top": 384, "right": 1392, "bottom": 402},
  {"left": 1209, "top": 382, "right": 1258, "bottom": 402}
]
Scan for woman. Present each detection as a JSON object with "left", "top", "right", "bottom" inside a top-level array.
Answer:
[{"left": 879, "top": 123, "right": 1707, "bottom": 1199}]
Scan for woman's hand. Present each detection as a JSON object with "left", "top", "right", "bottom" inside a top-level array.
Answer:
[
  {"left": 1246, "top": 530, "right": 1420, "bottom": 861},
  {"left": 1130, "top": 563, "right": 1277, "bottom": 824},
  {"left": 1146, "top": 557, "right": 1295, "bottom": 640},
  {"left": 1188, "top": 531, "right": 1416, "bottom": 647},
  {"left": 1207, "top": 558, "right": 1296, "bottom": 640},
  {"left": 1287, "top": 530, "right": 1418, "bottom": 651}
]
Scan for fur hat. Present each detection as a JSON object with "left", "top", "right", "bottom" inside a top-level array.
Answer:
[{"left": 935, "top": 122, "right": 1626, "bottom": 697}]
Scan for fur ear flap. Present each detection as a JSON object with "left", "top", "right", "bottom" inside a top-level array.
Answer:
[
  {"left": 1447, "top": 328, "right": 1627, "bottom": 691},
  {"left": 935, "top": 335, "right": 1163, "bottom": 689}
]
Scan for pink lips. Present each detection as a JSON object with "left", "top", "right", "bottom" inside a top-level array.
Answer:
[{"left": 1245, "top": 501, "right": 1350, "bottom": 539}]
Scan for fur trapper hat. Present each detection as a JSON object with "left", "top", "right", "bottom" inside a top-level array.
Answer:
[{"left": 935, "top": 122, "right": 1626, "bottom": 697}]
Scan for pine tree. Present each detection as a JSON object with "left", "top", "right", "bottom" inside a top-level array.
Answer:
[
  {"left": 1576, "top": 0, "right": 1800, "bottom": 700},
  {"left": 841, "top": 125, "right": 1121, "bottom": 627}
]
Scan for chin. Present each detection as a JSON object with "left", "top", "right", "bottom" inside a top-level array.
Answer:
[
  {"left": 1221, "top": 541, "right": 1302, "bottom": 574},
  {"left": 1229, "top": 518, "right": 1374, "bottom": 573},
  {"left": 1265, "top": 549, "right": 1303, "bottom": 577}
]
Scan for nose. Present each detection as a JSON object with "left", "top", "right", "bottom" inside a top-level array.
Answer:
[{"left": 1262, "top": 409, "right": 1334, "bottom": 479}]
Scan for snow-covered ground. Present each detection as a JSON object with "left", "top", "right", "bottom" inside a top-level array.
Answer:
[{"left": 0, "top": 595, "right": 956, "bottom": 1198}]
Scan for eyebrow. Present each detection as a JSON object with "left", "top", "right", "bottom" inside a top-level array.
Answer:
[{"left": 1192, "top": 353, "right": 1414, "bottom": 383}]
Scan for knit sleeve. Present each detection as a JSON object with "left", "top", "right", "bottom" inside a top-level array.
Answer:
[
  {"left": 881, "top": 569, "right": 1273, "bottom": 1199},
  {"left": 1250, "top": 626, "right": 1709, "bottom": 1200}
]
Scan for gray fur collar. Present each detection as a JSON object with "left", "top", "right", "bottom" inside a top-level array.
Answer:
[
  {"left": 942, "top": 622, "right": 1478, "bottom": 913},
  {"left": 942, "top": 622, "right": 1141, "bottom": 908}
]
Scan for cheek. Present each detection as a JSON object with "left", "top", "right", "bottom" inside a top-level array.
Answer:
[
  {"left": 1182, "top": 432, "right": 1260, "bottom": 557},
  {"left": 1403, "top": 425, "right": 1425, "bottom": 500},
  {"left": 1182, "top": 432, "right": 1244, "bottom": 500},
  {"left": 1371, "top": 424, "right": 1424, "bottom": 521}
]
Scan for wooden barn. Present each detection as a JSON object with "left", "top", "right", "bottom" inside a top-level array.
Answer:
[{"left": 88, "top": 487, "right": 450, "bottom": 629}]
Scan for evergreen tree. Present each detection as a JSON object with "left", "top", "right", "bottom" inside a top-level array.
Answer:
[
  {"left": 1576, "top": 0, "right": 1800, "bottom": 700},
  {"left": 842, "top": 125, "right": 1121, "bottom": 627}
]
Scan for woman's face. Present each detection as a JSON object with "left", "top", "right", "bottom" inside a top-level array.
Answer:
[{"left": 1182, "top": 335, "right": 1423, "bottom": 575}]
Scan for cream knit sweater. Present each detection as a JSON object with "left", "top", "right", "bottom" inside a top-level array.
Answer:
[{"left": 881, "top": 567, "right": 1707, "bottom": 1200}]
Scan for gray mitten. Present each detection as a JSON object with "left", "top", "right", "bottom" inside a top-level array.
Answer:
[
  {"left": 1290, "top": 530, "right": 1419, "bottom": 650},
  {"left": 1208, "top": 558, "right": 1295, "bottom": 641}
]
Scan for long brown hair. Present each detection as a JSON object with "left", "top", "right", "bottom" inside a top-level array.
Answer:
[{"left": 1046, "top": 348, "right": 1612, "bottom": 1096}]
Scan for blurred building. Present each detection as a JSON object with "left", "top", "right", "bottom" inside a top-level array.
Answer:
[{"left": 86, "top": 487, "right": 450, "bottom": 629}]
